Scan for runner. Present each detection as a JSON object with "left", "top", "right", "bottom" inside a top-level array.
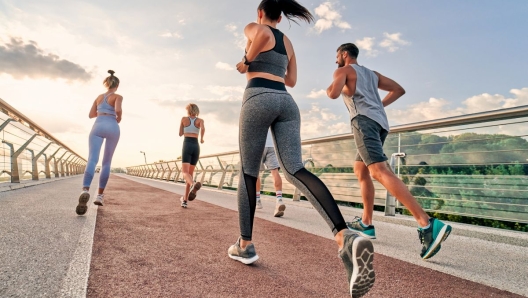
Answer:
[
  {"left": 76, "top": 70, "right": 122, "bottom": 215},
  {"left": 228, "top": 2, "right": 375, "bottom": 297},
  {"left": 326, "top": 43, "right": 452, "bottom": 259},
  {"left": 178, "top": 103, "right": 205, "bottom": 208},
  {"left": 256, "top": 129, "right": 286, "bottom": 217}
]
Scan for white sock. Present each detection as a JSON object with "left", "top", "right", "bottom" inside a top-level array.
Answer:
[
  {"left": 276, "top": 191, "right": 282, "bottom": 201},
  {"left": 256, "top": 192, "right": 261, "bottom": 200}
]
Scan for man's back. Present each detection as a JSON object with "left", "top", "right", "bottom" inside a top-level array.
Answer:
[{"left": 342, "top": 64, "right": 390, "bottom": 132}]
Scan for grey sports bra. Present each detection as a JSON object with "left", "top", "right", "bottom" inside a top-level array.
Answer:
[
  {"left": 247, "top": 26, "right": 288, "bottom": 78},
  {"left": 183, "top": 117, "right": 200, "bottom": 134}
]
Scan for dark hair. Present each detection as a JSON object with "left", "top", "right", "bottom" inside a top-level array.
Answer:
[
  {"left": 258, "top": 0, "right": 314, "bottom": 24},
  {"left": 103, "top": 70, "right": 120, "bottom": 89},
  {"left": 337, "top": 43, "right": 359, "bottom": 59}
]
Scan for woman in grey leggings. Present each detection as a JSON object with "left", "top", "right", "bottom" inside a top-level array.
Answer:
[
  {"left": 76, "top": 70, "right": 122, "bottom": 215},
  {"left": 228, "top": 1, "right": 375, "bottom": 297}
]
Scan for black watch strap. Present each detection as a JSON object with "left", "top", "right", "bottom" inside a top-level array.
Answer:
[{"left": 243, "top": 55, "right": 252, "bottom": 66}]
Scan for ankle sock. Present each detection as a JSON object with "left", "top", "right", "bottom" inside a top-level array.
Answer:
[
  {"left": 421, "top": 223, "right": 431, "bottom": 230},
  {"left": 256, "top": 192, "right": 261, "bottom": 200},
  {"left": 276, "top": 190, "right": 282, "bottom": 201}
]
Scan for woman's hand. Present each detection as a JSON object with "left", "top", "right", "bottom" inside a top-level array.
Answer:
[
  {"left": 200, "top": 138, "right": 205, "bottom": 144},
  {"left": 236, "top": 60, "right": 249, "bottom": 74},
  {"left": 116, "top": 116, "right": 122, "bottom": 123}
]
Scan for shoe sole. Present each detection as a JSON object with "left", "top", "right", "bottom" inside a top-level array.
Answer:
[
  {"left": 273, "top": 204, "right": 286, "bottom": 217},
  {"left": 94, "top": 200, "right": 103, "bottom": 206},
  {"left": 181, "top": 204, "right": 187, "bottom": 208},
  {"left": 228, "top": 254, "right": 259, "bottom": 265},
  {"left": 188, "top": 182, "right": 202, "bottom": 201},
  {"left": 422, "top": 225, "right": 452, "bottom": 260},
  {"left": 350, "top": 237, "right": 375, "bottom": 298},
  {"left": 349, "top": 229, "right": 376, "bottom": 240},
  {"left": 76, "top": 193, "right": 90, "bottom": 215}
]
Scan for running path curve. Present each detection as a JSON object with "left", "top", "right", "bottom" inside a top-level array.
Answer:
[{"left": 87, "top": 176, "right": 522, "bottom": 297}]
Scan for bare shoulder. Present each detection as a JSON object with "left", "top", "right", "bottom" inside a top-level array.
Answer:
[{"left": 114, "top": 93, "right": 124, "bottom": 100}]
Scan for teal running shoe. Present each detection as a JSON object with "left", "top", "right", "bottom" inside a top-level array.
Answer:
[
  {"left": 418, "top": 218, "right": 452, "bottom": 260},
  {"left": 347, "top": 217, "right": 376, "bottom": 239}
]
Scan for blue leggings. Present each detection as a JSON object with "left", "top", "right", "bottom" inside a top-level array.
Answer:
[{"left": 83, "top": 116, "right": 120, "bottom": 189}]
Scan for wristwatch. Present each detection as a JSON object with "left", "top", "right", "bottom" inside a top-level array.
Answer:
[{"left": 243, "top": 55, "right": 252, "bottom": 66}]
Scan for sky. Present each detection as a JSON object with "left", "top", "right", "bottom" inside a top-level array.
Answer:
[{"left": 0, "top": 0, "right": 527, "bottom": 168}]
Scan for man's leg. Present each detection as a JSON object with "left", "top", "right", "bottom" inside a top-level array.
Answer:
[
  {"left": 354, "top": 161, "right": 375, "bottom": 225},
  {"left": 368, "top": 162, "right": 429, "bottom": 227}
]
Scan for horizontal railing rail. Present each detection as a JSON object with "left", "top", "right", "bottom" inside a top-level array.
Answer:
[
  {"left": 0, "top": 98, "right": 86, "bottom": 183},
  {"left": 127, "top": 105, "right": 528, "bottom": 223}
]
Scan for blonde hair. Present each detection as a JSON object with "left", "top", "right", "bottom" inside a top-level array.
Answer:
[
  {"left": 103, "top": 70, "right": 120, "bottom": 89},
  {"left": 186, "top": 103, "right": 200, "bottom": 116}
]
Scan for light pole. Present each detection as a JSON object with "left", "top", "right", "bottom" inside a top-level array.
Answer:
[{"left": 140, "top": 151, "right": 147, "bottom": 164}]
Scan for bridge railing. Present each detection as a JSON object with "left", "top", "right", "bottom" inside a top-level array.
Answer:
[
  {"left": 127, "top": 105, "right": 528, "bottom": 224},
  {"left": 0, "top": 98, "right": 86, "bottom": 183}
]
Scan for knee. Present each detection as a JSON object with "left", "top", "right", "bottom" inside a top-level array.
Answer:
[
  {"left": 369, "top": 164, "right": 392, "bottom": 181},
  {"left": 354, "top": 166, "right": 370, "bottom": 181}
]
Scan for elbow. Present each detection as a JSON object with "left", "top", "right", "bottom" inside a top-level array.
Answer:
[
  {"left": 398, "top": 87, "right": 406, "bottom": 96},
  {"left": 285, "top": 77, "right": 296, "bottom": 88},
  {"left": 328, "top": 91, "right": 340, "bottom": 100}
]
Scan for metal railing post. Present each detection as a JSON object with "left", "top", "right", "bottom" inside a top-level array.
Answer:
[
  {"left": 173, "top": 162, "right": 181, "bottom": 183},
  {"left": 47, "top": 147, "right": 62, "bottom": 178},
  {"left": 385, "top": 152, "right": 406, "bottom": 216},
  {"left": 32, "top": 141, "right": 53, "bottom": 180},
  {"left": 217, "top": 157, "right": 226, "bottom": 190},
  {"left": 5, "top": 134, "right": 37, "bottom": 183},
  {"left": 198, "top": 161, "right": 206, "bottom": 184}
]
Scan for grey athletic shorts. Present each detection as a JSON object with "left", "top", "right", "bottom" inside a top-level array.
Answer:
[
  {"left": 260, "top": 147, "right": 280, "bottom": 171},
  {"left": 352, "top": 115, "right": 389, "bottom": 166}
]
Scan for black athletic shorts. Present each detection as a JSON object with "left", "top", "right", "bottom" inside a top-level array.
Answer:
[
  {"left": 352, "top": 115, "right": 389, "bottom": 166},
  {"left": 182, "top": 137, "right": 200, "bottom": 166}
]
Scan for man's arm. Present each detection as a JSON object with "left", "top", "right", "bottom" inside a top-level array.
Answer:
[
  {"left": 326, "top": 68, "right": 347, "bottom": 99},
  {"left": 375, "top": 71, "right": 405, "bottom": 107},
  {"left": 200, "top": 119, "right": 205, "bottom": 143},
  {"left": 179, "top": 117, "right": 184, "bottom": 137}
]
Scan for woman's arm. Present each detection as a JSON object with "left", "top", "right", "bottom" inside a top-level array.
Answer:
[
  {"left": 236, "top": 23, "right": 271, "bottom": 73},
  {"left": 115, "top": 95, "right": 123, "bottom": 123},
  {"left": 284, "top": 38, "right": 297, "bottom": 87},
  {"left": 179, "top": 117, "right": 184, "bottom": 137},
  {"left": 200, "top": 119, "right": 205, "bottom": 143},
  {"left": 89, "top": 97, "right": 98, "bottom": 118}
]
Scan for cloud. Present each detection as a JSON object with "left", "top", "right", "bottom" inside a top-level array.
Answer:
[
  {"left": 300, "top": 103, "right": 349, "bottom": 139},
  {"left": 225, "top": 23, "right": 247, "bottom": 50},
  {"left": 355, "top": 32, "right": 410, "bottom": 57},
  {"left": 159, "top": 31, "right": 183, "bottom": 39},
  {"left": 379, "top": 32, "right": 410, "bottom": 52},
  {"left": 0, "top": 37, "right": 91, "bottom": 81},
  {"left": 307, "top": 89, "right": 327, "bottom": 99},
  {"left": 178, "top": 19, "right": 186, "bottom": 25},
  {"left": 355, "top": 37, "right": 379, "bottom": 57},
  {"left": 313, "top": 2, "right": 351, "bottom": 34},
  {"left": 215, "top": 61, "right": 234, "bottom": 71},
  {"left": 387, "top": 87, "right": 528, "bottom": 125},
  {"left": 205, "top": 85, "right": 244, "bottom": 97}
]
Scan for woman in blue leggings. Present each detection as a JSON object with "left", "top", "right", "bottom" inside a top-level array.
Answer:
[{"left": 76, "top": 70, "right": 122, "bottom": 215}]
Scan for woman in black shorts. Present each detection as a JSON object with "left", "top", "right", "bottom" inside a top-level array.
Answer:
[{"left": 178, "top": 103, "right": 205, "bottom": 208}]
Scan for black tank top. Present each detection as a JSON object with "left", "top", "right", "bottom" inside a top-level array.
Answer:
[{"left": 247, "top": 26, "right": 289, "bottom": 78}]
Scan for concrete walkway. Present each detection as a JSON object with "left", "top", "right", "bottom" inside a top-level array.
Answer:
[{"left": 0, "top": 175, "right": 98, "bottom": 298}]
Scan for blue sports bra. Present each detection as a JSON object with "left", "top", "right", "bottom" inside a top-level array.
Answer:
[
  {"left": 247, "top": 26, "right": 288, "bottom": 78},
  {"left": 97, "top": 93, "right": 116, "bottom": 116}
]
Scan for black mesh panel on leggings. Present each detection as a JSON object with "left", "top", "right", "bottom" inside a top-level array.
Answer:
[
  {"left": 240, "top": 173, "right": 257, "bottom": 241},
  {"left": 291, "top": 168, "right": 348, "bottom": 235}
]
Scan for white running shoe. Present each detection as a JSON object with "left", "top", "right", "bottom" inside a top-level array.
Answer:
[
  {"left": 256, "top": 199, "right": 263, "bottom": 209},
  {"left": 273, "top": 199, "right": 286, "bottom": 217},
  {"left": 94, "top": 194, "right": 104, "bottom": 206},
  {"left": 180, "top": 196, "right": 188, "bottom": 208}
]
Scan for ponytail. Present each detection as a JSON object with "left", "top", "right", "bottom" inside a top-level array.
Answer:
[
  {"left": 103, "top": 70, "right": 120, "bottom": 89},
  {"left": 258, "top": 0, "right": 314, "bottom": 24}
]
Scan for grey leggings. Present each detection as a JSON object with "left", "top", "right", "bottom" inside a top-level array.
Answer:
[{"left": 238, "top": 78, "right": 347, "bottom": 241}]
